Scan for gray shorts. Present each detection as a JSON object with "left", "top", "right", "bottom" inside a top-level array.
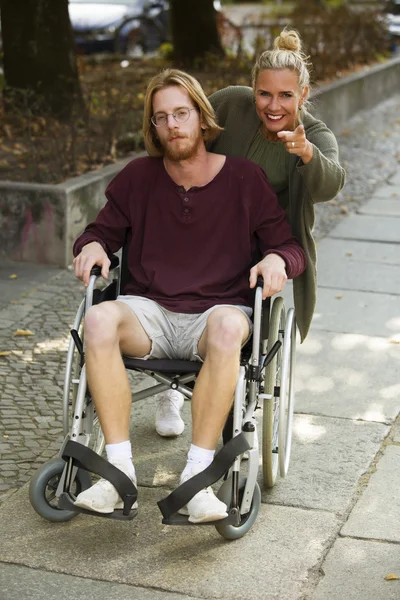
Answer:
[{"left": 116, "top": 295, "right": 253, "bottom": 361}]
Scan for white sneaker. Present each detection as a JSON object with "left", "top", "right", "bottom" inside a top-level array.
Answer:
[
  {"left": 155, "top": 390, "right": 185, "bottom": 437},
  {"left": 74, "top": 460, "right": 137, "bottom": 514},
  {"left": 178, "top": 468, "right": 228, "bottom": 523}
]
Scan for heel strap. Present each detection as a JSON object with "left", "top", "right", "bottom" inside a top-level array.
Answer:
[{"left": 62, "top": 440, "right": 137, "bottom": 515}]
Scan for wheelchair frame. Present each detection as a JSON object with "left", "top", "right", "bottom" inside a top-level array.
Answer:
[{"left": 29, "top": 256, "right": 297, "bottom": 540}]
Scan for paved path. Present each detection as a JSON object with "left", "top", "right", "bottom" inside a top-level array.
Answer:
[{"left": 1, "top": 156, "right": 400, "bottom": 599}]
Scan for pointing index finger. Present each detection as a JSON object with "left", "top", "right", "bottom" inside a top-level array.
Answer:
[{"left": 277, "top": 130, "right": 290, "bottom": 139}]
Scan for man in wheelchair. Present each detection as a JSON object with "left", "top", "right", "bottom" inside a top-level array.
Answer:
[{"left": 71, "top": 69, "right": 306, "bottom": 523}]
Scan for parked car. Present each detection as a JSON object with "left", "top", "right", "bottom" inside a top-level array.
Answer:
[
  {"left": 69, "top": 0, "right": 169, "bottom": 56},
  {"left": 69, "top": 0, "right": 222, "bottom": 57},
  {"left": 386, "top": 0, "right": 400, "bottom": 47}
]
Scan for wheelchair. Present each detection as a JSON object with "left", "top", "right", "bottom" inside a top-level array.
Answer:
[{"left": 29, "top": 252, "right": 296, "bottom": 540}]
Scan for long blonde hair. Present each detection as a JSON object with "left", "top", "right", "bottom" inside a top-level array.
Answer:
[
  {"left": 252, "top": 29, "right": 312, "bottom": 108},
  {"left": 143, "top": 69, "right": 222, "bottom": 157}
]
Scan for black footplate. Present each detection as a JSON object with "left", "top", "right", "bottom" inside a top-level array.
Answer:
[
  {"left": 58, "top": 492, "right": 138, "bottom": 521},
  {"left": 161, "top": 508, "right": 240, "bottom": 526}
]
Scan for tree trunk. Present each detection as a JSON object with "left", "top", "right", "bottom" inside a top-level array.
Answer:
[
  {"left": 0, "top": 0, "right": 83, "bottom": 118},
  {"left": 170, "top": 0, "right": 224, "bottom": 66}
]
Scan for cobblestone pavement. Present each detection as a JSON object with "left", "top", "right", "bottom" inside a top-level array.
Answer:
[
  {"left": 1, "top": 93, "right": 400, "bottom": 505},
  {"left": 0, "top": 272, "right": 84, "bottom": 503}
]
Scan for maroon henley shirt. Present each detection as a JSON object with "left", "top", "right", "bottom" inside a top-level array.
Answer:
[{"left": 73, "top": 156, "right": 306, "bottom": 313}]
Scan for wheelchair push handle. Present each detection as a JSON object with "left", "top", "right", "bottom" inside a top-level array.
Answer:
[{"left": 90, "top": 254, "right": 120, "bottom": 277}]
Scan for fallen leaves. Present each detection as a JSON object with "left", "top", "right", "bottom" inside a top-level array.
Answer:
[
  {"left": 0, "top": 351, "right": 12, "bottom": 356},
  {"left": 384, "top": 574, "right": 399, "bottom": 581},
  {"left": 3, "top": 124, "right": 12, "bottom": 139},
  {"left": 14, "top": 329, "right": 34, "bottom": 337},
  {"left": 9, "top": 274, "right": 18, "bottom": 279}
]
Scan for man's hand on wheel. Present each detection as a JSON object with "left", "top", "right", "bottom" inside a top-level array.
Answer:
[
  {"left": 249, "top": 253, "right": 287, "bottom": 299},
  {"left": 73, "top": 241, "right": 110, "bottom": 287}
]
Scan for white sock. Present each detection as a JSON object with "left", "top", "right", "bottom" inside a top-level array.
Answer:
[
  {"left": 181, "top": 444, "right": 215, "bottom": 480},
  {"left": 105, "top": 441, "right": 136, "bottom": 480}
]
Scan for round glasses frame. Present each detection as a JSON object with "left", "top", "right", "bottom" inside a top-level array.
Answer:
[{"left": 151, "top": 107, "right": 197, "bottom": 128}]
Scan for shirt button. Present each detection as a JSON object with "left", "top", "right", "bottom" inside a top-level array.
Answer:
[
  {"left": 184, "top": 208, "right": 190, "bottom": 214},
  {"left": 184, "top": 197, "right": 190, "bottom": 202}
]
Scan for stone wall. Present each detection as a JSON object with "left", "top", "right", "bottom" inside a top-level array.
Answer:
[
  {"left": 311, "top": 56, "right": 400, "bottom": 133},
  {"left": 0, "top": 159, "right": 132, "bottom": 267}
]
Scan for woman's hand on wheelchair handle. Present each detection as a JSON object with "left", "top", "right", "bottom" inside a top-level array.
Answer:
[
  {"left": 73, "top": 241, "right": 111, "bottom": 287},
  {"left": 249, "top": 254, "right": 287, "bottom": 299}
]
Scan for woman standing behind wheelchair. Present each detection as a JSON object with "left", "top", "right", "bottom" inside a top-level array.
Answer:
[
  {"left": 208, "top": 27, "right": 346, "bottom": 342},
  {"left": 155, "top": 28, "right": 345, "bottom": 437}
]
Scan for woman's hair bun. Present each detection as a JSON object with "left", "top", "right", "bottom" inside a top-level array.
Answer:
[{"left": 274, "top": 28, "right": 302, "bottom": 53}]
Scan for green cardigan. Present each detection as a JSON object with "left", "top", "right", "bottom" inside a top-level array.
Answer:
[{"left": 208, "top": 86, "right": 346, "bottom": 341}]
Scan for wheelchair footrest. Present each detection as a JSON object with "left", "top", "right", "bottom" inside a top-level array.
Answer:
[
  {"left": 58, "top": 492, "right": 138, "bottom": 521},
  {"left": 60, "top": 441, "right": 138, "bottom": 519},
  {"left": 162, "top": 508, "right": 240, "bottom": 527},
  {"left": 157, "top": 433, "right": 250, "bottom": 520}
]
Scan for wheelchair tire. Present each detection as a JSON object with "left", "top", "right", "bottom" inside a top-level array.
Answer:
[
  {"left": 215, "top": 477, "right": 261, "bottom": 540},
  {"left": 262, "top": 296, "right": 285, "bottom": 488},
  {"left": 29, "top": 458, "right": 92, "bottom": 522},
  {"left": 278, "top": 307, "right": 296, "bottom": 478}
]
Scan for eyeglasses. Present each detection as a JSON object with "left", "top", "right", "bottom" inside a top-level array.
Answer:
[{"left": 151, "top": 107, "right": 197, "bottom": 128}]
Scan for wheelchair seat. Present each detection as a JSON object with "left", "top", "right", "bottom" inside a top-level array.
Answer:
[{"left": 123, "top": 357, "right": 202, "bottom": 374}]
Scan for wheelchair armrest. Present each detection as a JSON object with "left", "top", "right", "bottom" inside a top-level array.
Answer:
[{"left": 90, "top": 254, "right": 119, "bottom": 277}]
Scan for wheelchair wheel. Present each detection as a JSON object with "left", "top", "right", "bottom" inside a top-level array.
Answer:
[
  {"left": 63, "top": 300, "right": 105, "bottom": 456},
  {"left": 262, "top": 297, "right": 284, "bottom": 487},
  {"left": 215, "top": 476, "right": 261, "bottom": 540},
  {"left": 29, "top": 458, "right": 92, "bottom": 522},
  {"left": 262, "top": 298, "right": 296, "bottom": 487}
]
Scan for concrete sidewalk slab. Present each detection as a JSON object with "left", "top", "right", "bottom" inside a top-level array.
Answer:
[
  {"left": 389, "top": 170, "right": 400, "bottom": 186},
  {"left": 311, "top": 288, "right": 400, "bottom": 337},
  {"left": 330, "top": 214, "right": 400, "bottom": 243},
  {"left": 341, "top": 445, "right": 400, "bottom": 542},
  {"left": 0, "top": 563, "right": 197, "bottom": 600},
  {"left": 129, "top": 393, "right": 191, "bottom": 488},
  {"left": 393, "top": 421, "right": 400, "bottom": 443},
  {"left": 264, "top": 414, "right": 388, "bottom": 514},
  {"left": 315, "top": 238, "right": 400, "bottom": 266},
  {"left": 0, "top": 485, "right": 339, "bottom": 600},
  {"left": 317, "top": 257, "right": 400, "bottom": 295},
  {"left": 130, "top": 406, "right": 388, "bottom": 514},
  {"left": 295, "top": 330, "right": 400, "bottom": 423},
  {"left": 368, "top": 184, "right": 399, "bottom": 199},
  {"left": 124, "top": 393, "right": 389, "bottom": 515},
  {"left": 313, "top": 538, "right": 400, "bottom": 600},
  {"left": 358, "top": 198, "right": 400, "bottom": 216}
]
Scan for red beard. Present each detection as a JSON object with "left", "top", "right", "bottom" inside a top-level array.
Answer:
[{"left": 160, "top": 129, "right": 203, "bottom": 161}]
